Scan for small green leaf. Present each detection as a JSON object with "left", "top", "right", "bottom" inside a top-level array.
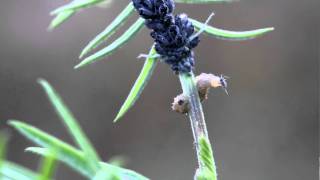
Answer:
[
  {"left": 175, "top": 0, "right": 235, "bottom": 3},
  {"left": 38, "top": 79, "right": 101, "bottom": 171},
  {"left": 48, "top": 10, "right": 75, "bottom": 31},
  {"left": 80, "top": 2, "right": 135, "bottom": 58},
  {"left": 26, "top": 147, "right": 52, "bottom": 157},
  {"left": 37, "top": 150, "right": 58, "bottom": 180},
  {"left": 51, "top": 0, "right": 106, "bottom": 15},
  {"left": 198, "top": 136, "right": 217, "bottom": 180},
  {"left": 27, "top": 147, "right": 149, "bottom": 180},
  {"left": 9, "top": 120, "right": 94, "bottom": 177},
  {"left": 190, "top": 18, "right": 274, "bottom": 40},
  {"left": 114, "top": 46, "right": 157, "bottom": 122},
  {"left": 75, "top": 18, "right": 145, "bottom": 69},
  {"left": 0, "top": 161, "right": 38, "bottom": 180}
]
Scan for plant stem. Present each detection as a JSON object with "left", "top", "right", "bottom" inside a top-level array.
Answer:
[{"left": 179, "top": 71, "right": 217, "bottom": 178}]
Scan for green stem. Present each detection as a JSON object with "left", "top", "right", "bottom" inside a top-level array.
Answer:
[{"left": 178, "top": 71, "right": 217, "bottom": 179}]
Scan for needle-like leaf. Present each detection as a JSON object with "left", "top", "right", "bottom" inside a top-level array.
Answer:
[
  {"left": 51, "top": 0, "right": 106, "bottom": 15},
  {"left": 175, "top": 0, "right": 236, "bottom": 3},
  {"left": 80, "top": 2, "right": 135, "bottom": 58},
  {"left": 9, "top": 82, "right": 149, "bottom": 179},
  {"left": 10, "top": 119, "right": 148, "bottom": 180},
  {"left": 75, "top": 18, "right": 145, "bottom": 69},
  {"left": 37, "top": 150, "right": 58, "bottom": 180},
  {"left": 48, "top": 11, "right": 75, "bottom": 31},
  {"left": 26, "top": 147, "right": 149, "bottom": 180},
  {"left": 25, "top": 146, "right": 91, "bottom": 178},
  {"left": 0, "top": 161, "right": 38, "bottom": 180},
  {"left": 38, "top": 79, "right": 101, "bottom": 172},
  {"left": 114, "top": 46, "right": 157, "bottom": 122},
  {"left": 190, "top": 18, "right": 274, "bottom": 40},
  {"left": 9, "top": 120, "right": 94, "bottom": 177}
]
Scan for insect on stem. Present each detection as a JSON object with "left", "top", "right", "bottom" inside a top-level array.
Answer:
[{"left": 178, "top": 71, "right": 210, "bottom": 169}]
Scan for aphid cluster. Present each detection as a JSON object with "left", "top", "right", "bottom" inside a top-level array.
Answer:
[{"left": 132, "top": 0, "right": 200, "bottom": 73}]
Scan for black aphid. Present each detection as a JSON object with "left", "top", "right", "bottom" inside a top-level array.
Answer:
[{"left": 132, "top": 0, "right": 200, "bottom": 73}]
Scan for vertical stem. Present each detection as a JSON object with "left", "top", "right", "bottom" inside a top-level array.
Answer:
[{"left": 178, "top": 71, "right": 216, "bottom": 177}]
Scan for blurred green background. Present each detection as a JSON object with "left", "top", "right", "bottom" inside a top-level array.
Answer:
[{"left": 0, "top": 0, "right": 318, "bottom": 179}]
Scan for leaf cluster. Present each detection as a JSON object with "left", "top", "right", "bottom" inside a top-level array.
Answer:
[
  {"left": 2, "top": 80, "right": 149, "bottom": 180},
  {"left": 48, "top": 0, "right": 273, "bottom": 123}
]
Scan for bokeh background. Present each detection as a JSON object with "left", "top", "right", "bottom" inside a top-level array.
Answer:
[{"left": 0, "top": 0, "right": 319, "bottom": 179}]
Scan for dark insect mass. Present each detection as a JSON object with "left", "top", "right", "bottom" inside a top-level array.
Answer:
[{"left": 132, "top": 0, "right": 200, "bottom": 73}]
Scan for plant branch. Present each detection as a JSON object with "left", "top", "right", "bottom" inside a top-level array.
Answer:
[{"left": 178, "top": 71, "right": 217, "bottom": 180}]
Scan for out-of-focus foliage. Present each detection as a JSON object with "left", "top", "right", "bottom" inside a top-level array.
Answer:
[{"left": 8, "top": 80, "right": 149, "bottom": 180}]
